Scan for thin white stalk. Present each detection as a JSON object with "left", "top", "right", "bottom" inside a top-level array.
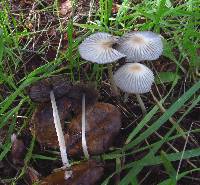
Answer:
[
  {"left": 82, "top": 94, "right": 90, "bottom": 159},
  {"left": 135, "top": 94, "right": 147, "bottom": 115},
  {"left": 124, "top": 92, "right": 129, "bottom": 103},
  {"left": 108, "top": 64, "right": 119, "bottom": 96},
  {"left": 50, "top": 91, "right": 72, "bottom": 179}
]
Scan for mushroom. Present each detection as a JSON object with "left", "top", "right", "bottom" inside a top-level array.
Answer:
[
  {"left": 49, "top": 91, "right": 71, "bottom": 176},
  {"left": 28, "top": 75, "right": 72, "bottom": 103},
  {"left": 28, "top": 76, "right": 72, "bottom": 179},
  {"left": 67, "top": 83, "right": 98, "bottom": 159},
  {"left": 66, "top": 83, "right": 98, "bottom": 113},
  {"left": 113, "top": 63, "right": 154, "bottom": 114},
  {"left": 116, "top": 31, "right": 163, "bottom": 62},
  {"left": 78, "top": 32, "right": 126, "bottom": 95}
]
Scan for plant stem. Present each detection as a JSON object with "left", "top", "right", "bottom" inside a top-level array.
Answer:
[
  {"left": 82, "top": 94, "right": 89, "bottom": 159},
  {"left": 50, "top": 91, "right": 72, "bottom": 179},
  {"left": 135, "top": 94, "right": 146, "bottom": 115},
  {"left": 108, "top": 64, "right": 119, "bottom": 96}
]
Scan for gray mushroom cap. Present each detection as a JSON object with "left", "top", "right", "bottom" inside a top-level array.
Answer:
[
  {"left": 116, "top": 31, "right": 163, "bottom": 62},
  {"left": 113, "top": 63, "right": 154, "bottom": 94},
  {"left": 78, "top": 32, "right": 126, "bottom": 64}
]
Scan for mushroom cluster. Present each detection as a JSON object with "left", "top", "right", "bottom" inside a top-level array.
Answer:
[
  {"left": 26, "top": 30, "right": 163, "bottom": 184},
  {"left": 79, "top": 31, "right": 163, "bottom": 114}
]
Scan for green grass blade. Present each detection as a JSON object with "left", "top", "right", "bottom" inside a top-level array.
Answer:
[{"left": 124, "top": 80, "right": 200, "bottom": 151}]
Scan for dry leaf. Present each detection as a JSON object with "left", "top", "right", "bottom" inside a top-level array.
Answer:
[
  {"left": 30, "top": 96, "right": 72, "bottom": 148},
  {"left": 40, "top": 160, "right": 104, "bottom": 185},
  {"left": 66, "top": 102, "right": 121, "bottom": 156}
]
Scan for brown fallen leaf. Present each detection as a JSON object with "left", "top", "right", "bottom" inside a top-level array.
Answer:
[
  {"left": 31, "top": 100, "right": 121, "bottom": 157},
  {"left": 30, "top": 96, "right": 72, "bottom": 148},
  {"left": 40, "top": 160, "right": 104, "bottom": 185},
  {"left": 28, "top": 75, "right": 72, "bottom": 103},
  {"left": 66, "top": 102, "right": 121, "bottom": 156}
]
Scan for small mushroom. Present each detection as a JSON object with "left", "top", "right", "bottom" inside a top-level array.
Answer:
[
  {"left": 29, "top": 76, "right": 72, "bottom": 179},
  {"left": 114, "top": 63, "right": 154, "bottom": 114},
  {"left": 49, "top": 91, "right": 71, "bottom": 179},
  {"left": 79, "top": 32, "right": 125, "bottom": 64},
  {"left": 116, "top": 31, "right": 163, "bottom": 62},
  {"left": 67, "top": 83, "right": 98, "bottom": 159},
  {"left": 78, "top": 32, "right": 126, "bottom": 95},
  {"left": 67, "top": 83, "right": 98, "bottom": 113}
]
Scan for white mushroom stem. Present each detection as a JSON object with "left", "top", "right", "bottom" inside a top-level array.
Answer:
[
  {"left": 108, "top": 64, "right": 119, "bottom": 96},
  {"left": 82, "top": 93, "right": 90, "bottom": 159},
  {"left": 50, "top": 90, "right": 71, "bottom": 179},
  {"left": 135, "top": 94, "right": 147, "bottom": 115},
  {"left": 124, "top": 92, "right": 129, "bottom": 103}
]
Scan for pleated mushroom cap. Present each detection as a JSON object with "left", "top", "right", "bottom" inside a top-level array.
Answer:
[
  {"left": 117, "top": 31, "right": 163, "bottom": 62},
  {"left": 78, "top": 32, "right": 125, "bottom": 64},
  {"left": 114, "top": 63, "right": 154, "bottom": 94}
]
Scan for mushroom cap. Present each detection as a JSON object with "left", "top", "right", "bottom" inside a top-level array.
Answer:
[
  {"left": 28, "top": 75, "right": 72, "bottom": 103},
  {"left": 67, "top": 83, "right": 98, "bottom": 113},
  {"left": 116, "top": 31, "right": 163, "bottom": 62},
  {"left": 113, "top": 63, "right": 154, "bottom": 94},
  {"left": 78, "top": 32, "right": 125, "bottom": 64}
]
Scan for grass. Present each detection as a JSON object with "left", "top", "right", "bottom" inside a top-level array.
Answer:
[{"left": 0, "top": 0, "right": 200, "bottom": 184}]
